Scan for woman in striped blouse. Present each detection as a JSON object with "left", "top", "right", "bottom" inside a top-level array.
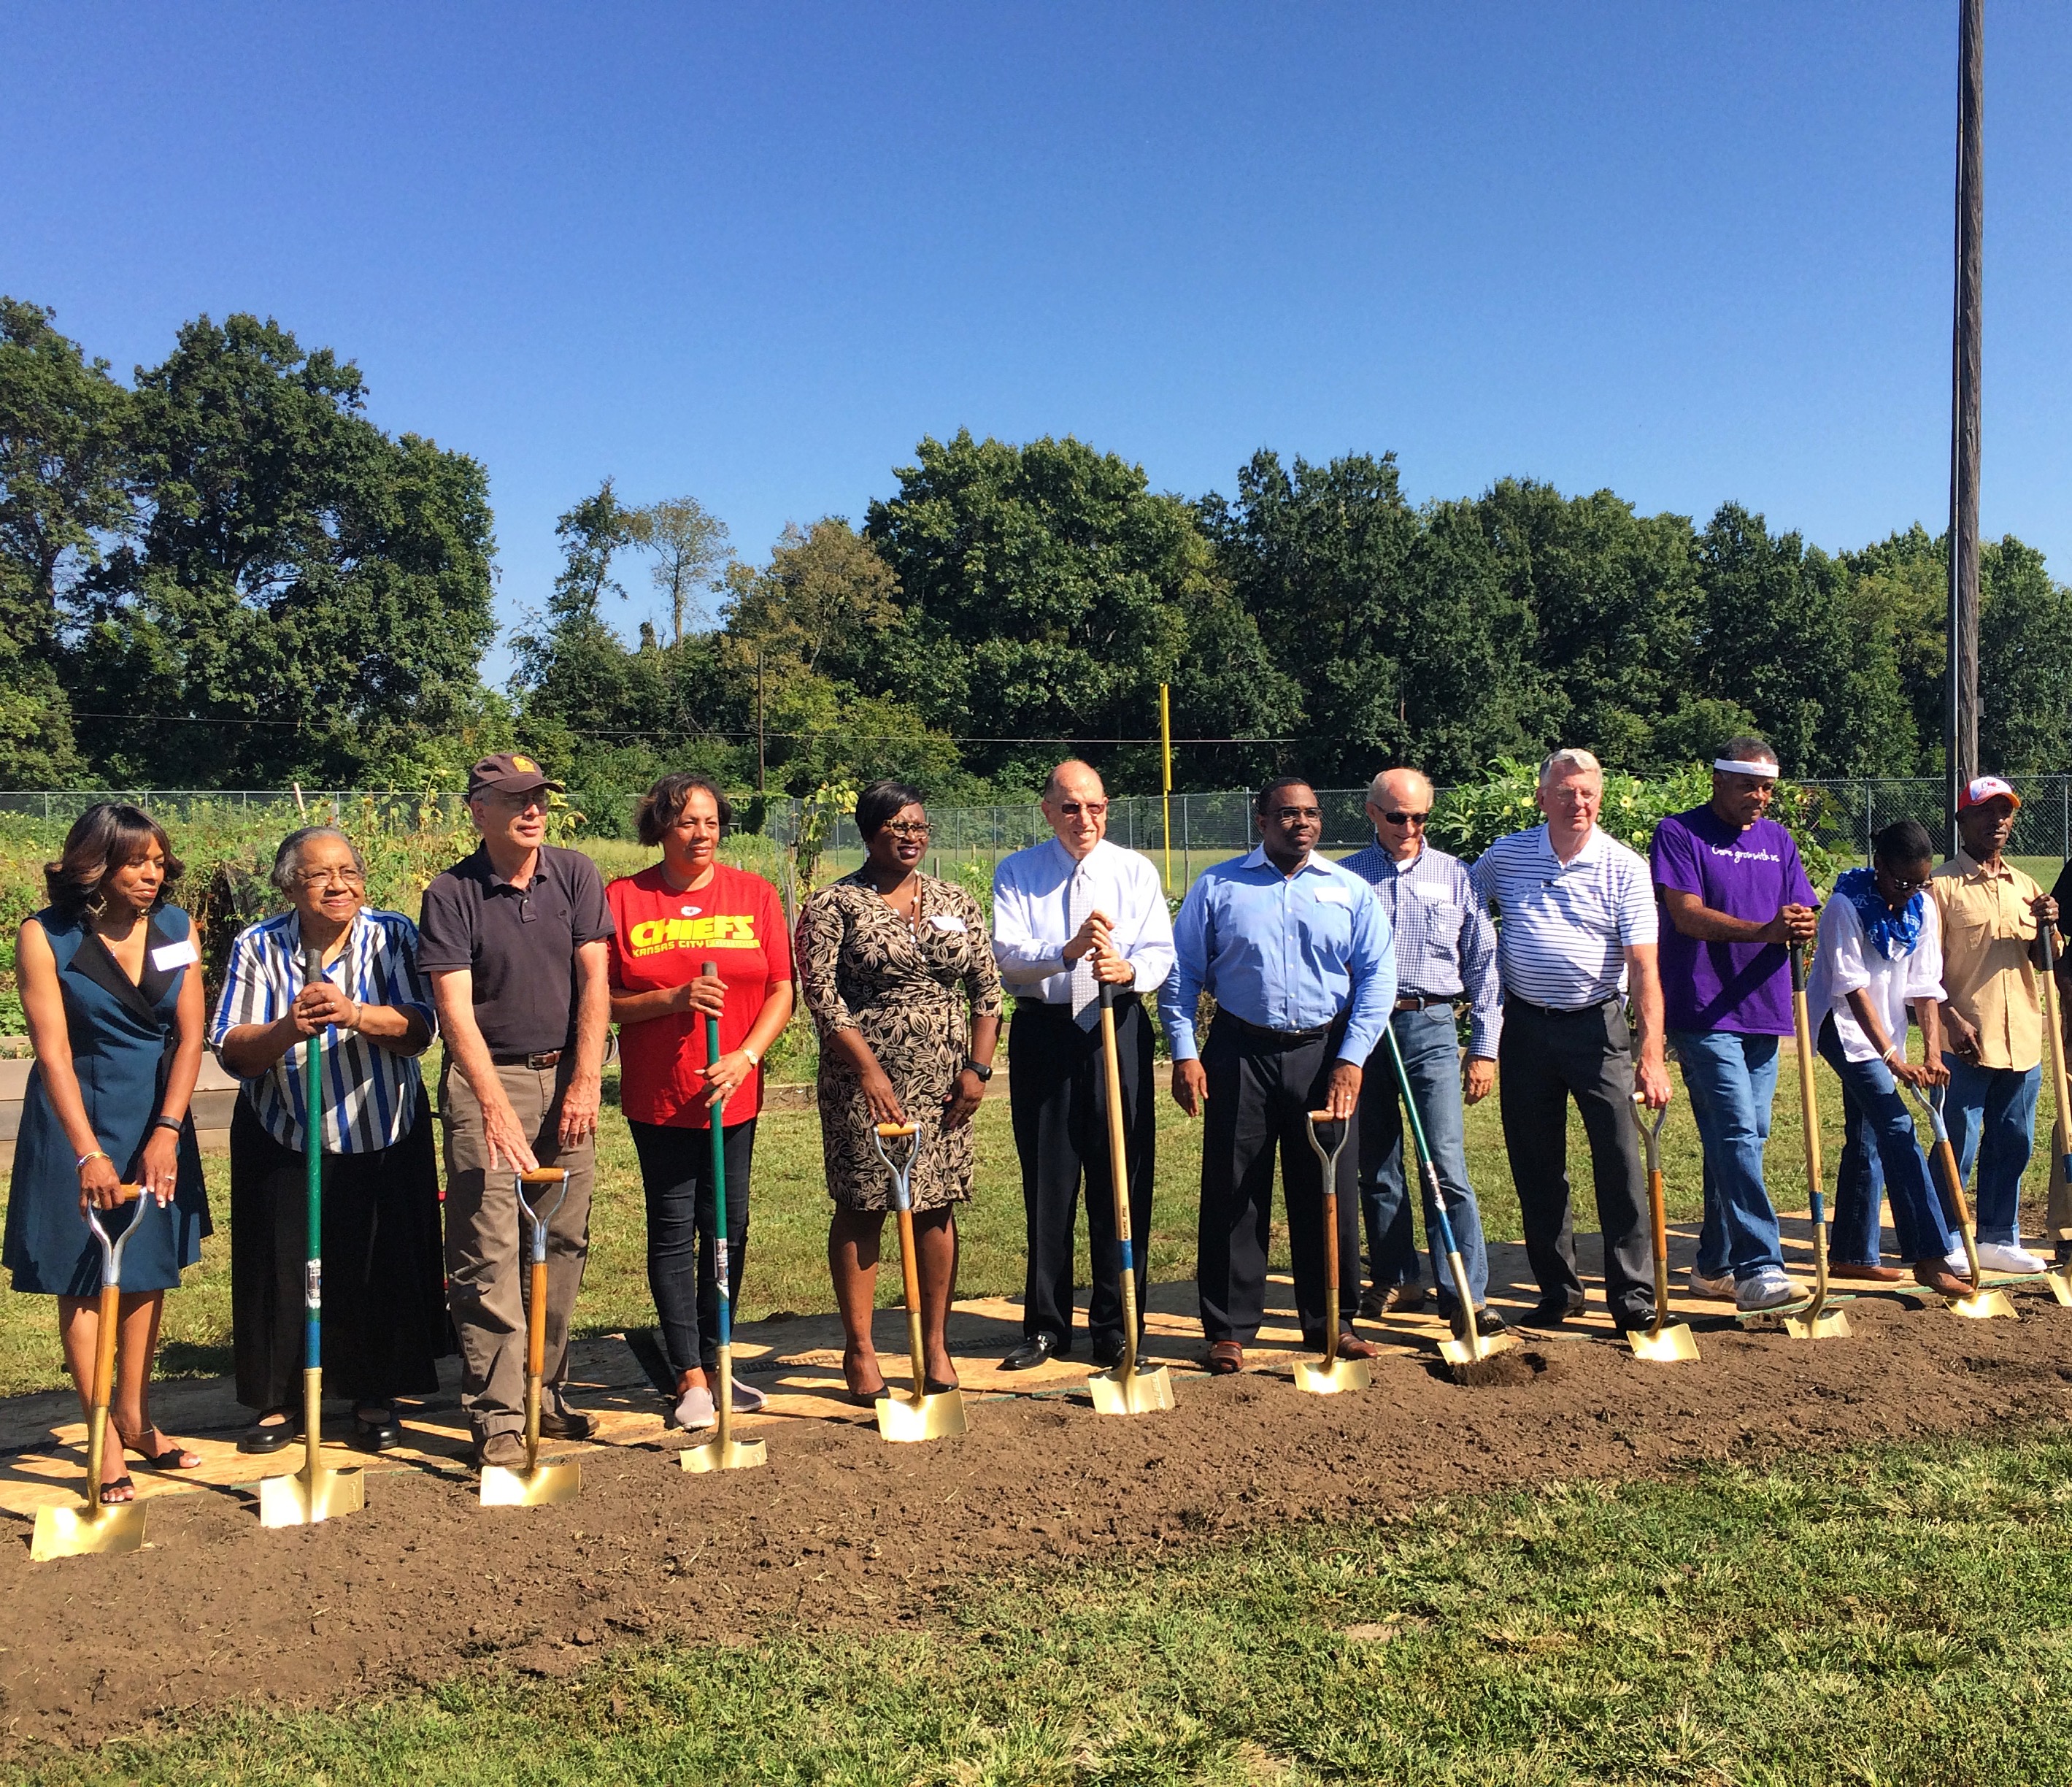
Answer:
[{"left": 211, "top": 826, "right": 446, "bottom": 1454}]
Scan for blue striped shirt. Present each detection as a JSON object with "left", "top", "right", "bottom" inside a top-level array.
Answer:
[
  {"left": 1468, "top": 825, "right": 1657, "bottom": 1010},
  {"left": 209, "top": 909, "right": 437, "bottom": 1153},
  {"left": 1341, "top": 840, "right": 1502, "bottom": 1056}
]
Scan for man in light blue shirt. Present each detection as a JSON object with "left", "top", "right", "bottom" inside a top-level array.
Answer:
[{"left": 1160, "top": 775, "right": 1396, "bottom": 1374}]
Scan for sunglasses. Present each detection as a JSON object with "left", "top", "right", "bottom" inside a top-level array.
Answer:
[
  {"left": 1379, "top": 811, "right": 1429, "bottom": 828},
  {"left": 1878, "top": 867, "right": 1931, "bottom": 894},
  {"left": 1055, "top": 801, "right": 1108, "bottom": 818}
]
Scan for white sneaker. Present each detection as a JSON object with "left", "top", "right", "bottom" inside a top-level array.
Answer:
[
  {"left": 1687, "top": 1267, "right": 1736, "bottom": 1300},
  {"left": 1736, "top": 1268, "right": 1801, "bottom": 1313},
  {"left": 1976, "top": 1242, "right": 2046, "bottom": 1276},
  {"left": 1946, "top": 1247, "right": 1973, "bottom": 1277},
  {"left": 673, "top": 1385, "right": 717, "bottom": 1431},
  {"left": 728, "top": 1376, "right": 767, "bottom": 1413}
]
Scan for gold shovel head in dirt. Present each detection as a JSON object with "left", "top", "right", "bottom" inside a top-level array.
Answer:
[
  {"left": 1782, "top": 1305, "right": 1853, "bottom": 1340},
  {"left": 1294, "top": 1354, "right": 1371, "bottom": 1395},
  {"left": 681, "top": 1435, "right": 767, "bottom": 1473},
  {"left": 30, "top": 1497, "right": 147, "bottom": 1562},
  {"left": 480, "top": 1457, "right": 582, "bottom": 1507},
  {"left": 2044, "top": 1269, "right": 2072, "bottom": 1308},
  {"left": 1946, "top": 1286, "right": 2018, "bottom": 1321},
  {"left": 1087, "top": 1362, "right": 1176, "bottom": 1415},
  {"left": 1626, "top": 1319, "right": 1701, "bottom": 1363},
  {"left": 260, "top": 1462, "right": 366, "bottom": 1526},
  {"left": 1438, "top": 1329, "right": 1516, "bottom": 1368},
  {"left": 877, "top": 1386, "right": 966, "bottom": 1442}
]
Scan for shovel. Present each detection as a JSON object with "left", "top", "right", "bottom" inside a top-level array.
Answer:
[
  {"left": 481, "top": 1167, "right": 584, "bottom": 1504},
  {"left": 1382, "top": 1026, "right": 1511, "bottom": 1373},
  {"left": 31, "top": 1186, "right": 155, "bottom": 1562},
  {"left": 1779, "top": 941, "right": 1851, "bottom": 1339},
  {"left": 684, "top": 961, "right": 768, "bottom": 1472},
  {"left": 1903, "top": 1076, "right": 2017, "bottom": 1320},
  {"left": 869, "top": 1123, "right": 966, "bottom": 1441},
  {"left": 2033, "top": 924, "right": 2072, "bottom": 1307},
  {"left": 1087, "top": 980, "right": 1175, "bottom": 1416},
  {"left": 1628, "top": 1094, "right": 1701, "bottom": 1361},
  {"left": 1295, "top": 1113, "right": 1370, "bottom": 1394},
  {"left": 261, "top": 947, "right": 366, "bottom": 1527}
]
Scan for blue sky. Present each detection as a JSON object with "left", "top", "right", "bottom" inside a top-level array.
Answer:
[{"left": 7, "top": 4, "right": 2067, "bottom": 673}]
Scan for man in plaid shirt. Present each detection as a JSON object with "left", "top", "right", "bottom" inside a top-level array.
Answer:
[{"left": 1342, "top": 767, "right": 1503, "bottom": 1339}]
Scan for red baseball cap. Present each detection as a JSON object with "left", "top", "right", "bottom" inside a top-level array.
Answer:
[{"left": 1957, "top": 775, "right": 2021, "bottom": 813}]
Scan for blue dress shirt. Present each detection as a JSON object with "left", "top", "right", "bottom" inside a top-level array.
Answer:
[{"left": 1159, "top": 845, "right": 1397, "bottom": 1064}]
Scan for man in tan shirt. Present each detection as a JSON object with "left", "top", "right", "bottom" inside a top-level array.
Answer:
[{"left": 1933, "top": 777, "right": 2059, "bottom": 1275}]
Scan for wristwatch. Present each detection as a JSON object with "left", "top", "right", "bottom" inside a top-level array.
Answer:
[{"left": 963, "top": 1060, "right": 993, "bottom": 1083}]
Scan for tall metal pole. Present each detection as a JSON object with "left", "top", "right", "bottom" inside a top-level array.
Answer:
[
  {"left": 1159, "top": 683, "right": 1174, "bottom": 894},
  {"left": 1946, "top": 0, "right": 1984, "bottom": 846},
  {"left": 755, "top": 650, "right": 766, "bottom": 796}
]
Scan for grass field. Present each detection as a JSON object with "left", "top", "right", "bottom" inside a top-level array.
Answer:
[
  {"left": 0, "top": 1045, "right": 2057, "bottom": 1400},
  {"left": 26, "top": 1426, "right": 2072, "bottom": 1784}
]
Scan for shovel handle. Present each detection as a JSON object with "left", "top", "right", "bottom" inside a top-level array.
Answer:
[
  {"left": 520, "top": 1167, "right": 571, "bottom": 1185},
  {"left": 875, "top": 1122, "right": 920, "bottom": 1138}
]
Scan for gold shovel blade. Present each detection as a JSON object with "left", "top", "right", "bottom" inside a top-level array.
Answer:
[
  {"left": 1782, "top": 1307, "right": 1853, "bottom": 1340},
  {"left": 681, "top": 1436, "right": 767, "bottom": 1473},
  {"left": 1948, "top": 1288, "right": 2018, "bottom": 1321},
  {"left": 1439, "top": 1331, "right": 1514, "bottom": 1367},
  {"left": 1626, "top": 1321, "right": 1701, "bottom": 1362},
  {"left": 479, "top": 1460, "right": 582, "bottom": 1507},
  {"left": 876, "top": 1388, "right": 966, "bottom": 1442},
  {"left": 1294, "top": 1357, "right": 1372, "bottom": 1395},
  {"left": 1087, "top": 1364, "right": 1176, "bottom": 1415},
  {"left": 260, "top": 1465, "right": 366, "bottom": 1527},
  {"left": 30, "top": 1499, "right": 147, "bottom": 1562},
  {"left": 2044, "top": 1269, "right": 2072, "bottom": 1308}
]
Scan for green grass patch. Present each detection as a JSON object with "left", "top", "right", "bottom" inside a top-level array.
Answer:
[{"left": 29, "top": 1428, "right": 2072, "bottom": 1783}]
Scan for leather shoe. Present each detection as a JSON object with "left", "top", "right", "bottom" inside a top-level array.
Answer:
[
  {"left": 1449, "top": 1305, "right": 1509, "bottom": 1340},
  {"left": 1527, "top": 1292, "right": 1587, "bottom": 1326},
  {"left": 239, "top": 1408, "right": 300, "bottom": 1454},
  {"left": 1612, "top": 1307, "right": 1657, "bottom": 1334},
  {"left": 351, "top": 1406, "right": 401, "bottom": 1453},
  {"left": 476, "top": 1432, "right": 526, "bottom": 1470},
  {"left": 1381, "top": 1283, "right": 1427, "bottom": 1314},
  {"left": 1001, "top": 1334, "right": 1063, "bottom": 1372},
  {"left": 1090, "top": 1335, "right": 1125, "bottom": 1369},
  {"left": 1913, "top": 1259, "right": 1973, "bottom": 1299},
  {"left": 1333, "top": 1332, "right": 1377, "bottom": 1361},
  {"left": 538, "top": 1407, "right": 594, "bottom": 1442},
  {"left": 1832, "top": 1261, "right": 1907, "bottom": 1283},
  {"left": 1204, "top": 1341, "right": 1244, "bottom": 1375}
]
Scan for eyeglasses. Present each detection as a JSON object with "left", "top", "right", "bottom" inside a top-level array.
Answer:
[
  {"left": 884, "top": 821, "right": 931, "bottom": 839},
  {"left": 1055, "top": 801, "right": 1108, "bottom": 818},
  {"left": 1269, "top": 805, "right": 1322, "bottom": 823},
  {"left": 297, "top": 869, "right": 365, "bottom": 889},
  {"left": 1379, "top": 811, "right": 1429, "bottom": 828}
]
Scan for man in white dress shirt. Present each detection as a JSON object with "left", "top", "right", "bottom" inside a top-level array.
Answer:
[{"left": 992, "top": 760, "right": 1176, "bottom": 1371}]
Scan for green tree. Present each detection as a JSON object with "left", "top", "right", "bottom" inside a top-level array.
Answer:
[
  {"left": 626, "top": 493, "right": 731, "bottom": 644},
  {"left": 1979, "top": 536, "right": 2072, "bottom": 775},
  {"left": 723, "top": 517, "right": 901, "bottom": 681}
]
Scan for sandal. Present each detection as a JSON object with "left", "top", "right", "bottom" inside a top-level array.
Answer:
[
  {"left": 118, "top": 1426, "right": 202, "bottom": 1471},
  {"left": 99, "top": 1473, "right": 136, "bottom": 1505}
]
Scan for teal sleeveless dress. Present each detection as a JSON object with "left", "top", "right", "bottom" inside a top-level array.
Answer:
[{"left": 3, "top": 905, "right": 210, "bottom": 1294}]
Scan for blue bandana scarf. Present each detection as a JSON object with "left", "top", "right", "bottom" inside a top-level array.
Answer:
[{"left": 1834, "top": 866, "right": 1925, "bottom": 960}]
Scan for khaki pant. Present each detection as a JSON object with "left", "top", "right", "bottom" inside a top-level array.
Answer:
[{"left": 441, "top": 1058, "right": 595, "bottom": 1440}]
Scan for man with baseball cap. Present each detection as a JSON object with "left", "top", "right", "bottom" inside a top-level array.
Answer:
[
  {"left": 1931, "top": 776, "right": 2059, "bottom": 1277},
  {"left": 417, "top": 752, "right": 615, "bottom": 1469}
]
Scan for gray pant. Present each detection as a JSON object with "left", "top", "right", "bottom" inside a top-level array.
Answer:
[
  {"left": 1495, "top": 999, "right": 1653, "bottom": 1323},
  {"left": 440, "top": 1058, "right": 596, "bottom": 1440}
]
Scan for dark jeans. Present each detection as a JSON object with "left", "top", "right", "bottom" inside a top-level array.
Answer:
[
  {"left": 1358, "top": 1004, "right": 1488, "bottom": 1312},
  {"left": 1495, "top": 997, "right": 1653, "bottom": 1324},
  {"left": 1007, "top": 996, "right": 1155, "bottom": 1352},
  {"left": 1818, "top": 1018, "right": 1953, "bottom": 1264},
  {"left": 1196, "top": 1019, "right": 1361, "bottom": 1347},
  {"left": 627, "top": 1117, "right": 756, "bottom": 1375}
]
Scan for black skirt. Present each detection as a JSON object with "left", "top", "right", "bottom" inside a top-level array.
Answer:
[{"left": 229, "top": 1089, "right": 449, "bottom": 1410}]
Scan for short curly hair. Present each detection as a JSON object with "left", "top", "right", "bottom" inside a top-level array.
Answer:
[
  {"left": 634, "top": 774, "right": 735, "bottom": 847},
  {"left": 43, "top": 802, "right": 183, "bottom": 920}
]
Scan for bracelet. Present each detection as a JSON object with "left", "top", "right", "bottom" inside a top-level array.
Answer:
[
  {"left": 1880, "top": 1044, "right": 1900, "bottom": 1065},
  {"left": 75, "top": 1149, "right": 110, "bottom": 1173},
  {"left": 741, "top": 1045, "right": 760, "bottom": 1067},
  {"left": 153, "top": 1115, "right": 183, "bottom": 1135}
]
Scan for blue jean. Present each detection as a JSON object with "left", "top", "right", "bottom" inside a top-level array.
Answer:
[
  {"left": 1818, "top": 1017, "right": 1955, "bottom": 1264},
  {"left": 1671, "top": 1029, "right": 1784, "bottom": 1281},
  {"left": 1940, "top": 1057, "right": 2040, "bottom": 1246},
  {"left": 1357, "top": 1004, "right": 1489, "bottom": 1312}
]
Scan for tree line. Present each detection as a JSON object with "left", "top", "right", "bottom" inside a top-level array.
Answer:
[{"left": 7, "top": 299, "right": 2071, "bottom": 831}]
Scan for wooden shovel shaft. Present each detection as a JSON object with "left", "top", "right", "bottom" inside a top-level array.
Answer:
[
  {"left": 525, "top": 1256, "right": 547, "bottom": 1472},
  {"left": 896, "top": 1205, "right": 927, "bottom": 1400},
  {"left": 84, "top": 1281, "right": 120, "bottom": 1505},
  {"left": 2040, "top": 934, "right": 2072, "bottom": 1182},
  {"left": 1098, "top": 1001, "right": 1139, "bottom": 1376},
  {"left": 1790, "top": 968, "right": 1832, "bottom": 1315},
  {"left": 1647, "top": 1165, "right": 1673, "bottom": 1340},
  {"left": 1320, "top": 1191, "right": 1341, "bottom": 1365}
]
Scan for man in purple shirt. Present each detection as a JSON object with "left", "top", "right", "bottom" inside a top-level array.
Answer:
[{"left": 1650, "top": 734, "right": 1819, "bottom": 1313}]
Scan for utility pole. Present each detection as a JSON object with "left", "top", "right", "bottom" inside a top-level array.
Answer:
[
  {"left": 755, "top": 650, "right": 766, "bottom": 796},
  {"left": 1946, "top": 0, "right": 1984, "bottom": 845}
]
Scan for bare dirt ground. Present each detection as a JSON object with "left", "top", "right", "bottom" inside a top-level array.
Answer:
[{"left": 6, "top": 1239, "right": 2072, "bottom": 1753}]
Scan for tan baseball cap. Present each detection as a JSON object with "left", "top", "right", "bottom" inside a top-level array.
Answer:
[{"left": 466, "top": 751, "right": 563, "bottom": 797}]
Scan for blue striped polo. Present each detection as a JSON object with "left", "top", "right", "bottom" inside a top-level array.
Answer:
[{"left": 1468, "top": 823, "right": 1657, "bottom": 1011}]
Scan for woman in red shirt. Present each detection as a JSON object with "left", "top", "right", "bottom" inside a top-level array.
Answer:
[{"left": 606, "top": 775, "right": 793, "bottom": 1432}]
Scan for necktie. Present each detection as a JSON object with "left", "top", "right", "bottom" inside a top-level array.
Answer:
[{"left": 1067, "top": 864, "right": 1100, "bottom": 1030}]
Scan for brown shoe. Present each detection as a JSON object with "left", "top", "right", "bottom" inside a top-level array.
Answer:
[
  {"left": 1832, "top": 1261, "right": 1907, "bottom": 1283},
  {"left": 1334, "top": 1333, "right": 1378, "bottom": 1361},
  {"left": 1382, "top": 1283, "right": 1428, "bottom": 1314},
  {"left": 1204, "top": 1341, "right": 1244, "bottom": 1375},
  {"left": 1913, "top": 1260, "right": 1972, "bottom": 1298}
]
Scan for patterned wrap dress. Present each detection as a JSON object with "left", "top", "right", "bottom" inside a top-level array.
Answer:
[{"left": 795, "top": 871, "right": 1005, "bottom": 1213}]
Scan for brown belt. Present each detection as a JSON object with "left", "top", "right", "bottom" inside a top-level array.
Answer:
[
  {"left": 1395, "top": 994, "right": 1456, "bottom": 1012},
  {"left": 491, "top": 1049, "right": 563, "bottom": 1070}
]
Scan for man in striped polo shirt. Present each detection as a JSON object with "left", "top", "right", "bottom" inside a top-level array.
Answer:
[{"left": 1470, "top": 748, "right": 1671, "bottom": 1331}]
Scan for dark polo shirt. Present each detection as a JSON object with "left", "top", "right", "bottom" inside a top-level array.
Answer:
[{"left": 417, "top": 844, "right": 613, "bottom": 1056}]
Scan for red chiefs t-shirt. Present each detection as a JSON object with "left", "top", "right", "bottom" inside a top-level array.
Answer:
[{"left": 605, "top": 862, "right": 792, "bottom": 1129}]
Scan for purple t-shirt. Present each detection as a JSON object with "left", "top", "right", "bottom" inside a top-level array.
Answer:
[{"left": 1649, "top": 806, "right": 1818, "bottom": 1036}]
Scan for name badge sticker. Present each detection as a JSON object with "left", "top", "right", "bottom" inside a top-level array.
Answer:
[
  {"left": 1411, "top": 883, "right": 1452, "bottom": 902},
  {"left": 1311, "top": 883, "right": 1351, "bottom": 907},
  {"left": 150, "top": 938, "right": 199, "bottom": 972},
  {"left": 928, "top": 913, "right": 967, "bottom": 934}
]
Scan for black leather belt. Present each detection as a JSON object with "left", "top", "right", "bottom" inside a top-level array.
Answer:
[
  {"left": 491, "top": 1049, "right": 563, "bottom": 1070},
  {"left": 1219, "top": 1012, "right": 1336, "bottom": 1047},
  {"left": 1505, "top": 995, "right": 1618, "bottom": 1021},
  {"left": 1395, "top": 994, "right": 1456, "bottom": 1012}
]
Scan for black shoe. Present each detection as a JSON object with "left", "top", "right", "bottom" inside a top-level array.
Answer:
[
  {"left": 538, "top": 1407, "right": 595, "bottom": 1442},
  {"left": 1001, "top": 1333, "right": 1063, "bottom": 1372},
  {"left": 1612, "top": 1307, "right": 1656, "bottom": 1335},
  {"left": 1090, "top": 1334, "right": 1142, "bottom": 1369},
  {"left": 238, "top": 1408, "right": 300, "bottom": 1454},
  {"left": 351, "top": 1405, "right": 401, "bottom": 1453},
  {"left": 1449, "top": 1306, "right": 1509, "bottom": 1340},
  {"left": 1526, "top": 1293, "right": 1586, "bottom": 1327}
]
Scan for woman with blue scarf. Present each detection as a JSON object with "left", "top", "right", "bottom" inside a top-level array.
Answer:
[{"left": 1806, "top": 820, "right": 1967, "bottom": 1294}]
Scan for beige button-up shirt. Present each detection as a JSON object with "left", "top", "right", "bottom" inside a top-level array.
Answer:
[{"left": 1931, "top": 850, "right": 2045, "bottom": 1071}]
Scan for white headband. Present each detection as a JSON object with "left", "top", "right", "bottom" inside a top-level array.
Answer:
[{"left": 1714, "top": 758, "right": 1779, "bottom": 777}]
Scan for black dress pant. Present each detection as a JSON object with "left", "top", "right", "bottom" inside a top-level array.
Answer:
[
  {"left": 1495, "top": 997, "right": 1654, "bottom": 1323},
  {"left": 1009, "top": 996, "right": 1155, "bottom": 1351},
  {"left": 627, "top": 1118, "right": 755, "bottom": 1375},
  {"left": 1196, "top": 1019, "right": 1360, "bottom": 1347}
]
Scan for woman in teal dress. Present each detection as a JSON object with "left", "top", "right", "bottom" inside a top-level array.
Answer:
[{"left": 4, "top": 803, "right": 211, "bottom": 1504}]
